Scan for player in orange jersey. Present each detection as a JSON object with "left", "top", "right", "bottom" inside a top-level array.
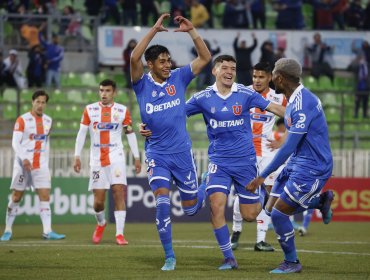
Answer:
[
  {"left": 73, "top": 79, "right": 141, "bottom": 245},
  {"left": 230, "top": 62, "right": 287, "bottom": 251},
  {"left": 0, "top": 90, "right": 65, "bottom": 241}
]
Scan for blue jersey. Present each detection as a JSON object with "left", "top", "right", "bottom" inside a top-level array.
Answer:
[
  {"left": 186, "top": 83, "right": 270, "bottom": 166},
  {"left": 285, "top": 85, "right": 333, "bottom": 178},
  {"left": 133, "top": 65, "right": 195, "bottom": 154}
]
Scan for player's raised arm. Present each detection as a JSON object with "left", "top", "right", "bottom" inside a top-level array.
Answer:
[
  {"left": 266, "top": 102, "right": 285, "bottom": 118},
  {"left": 173, "top": 16, "right": 211, "bottom": 76},
  {"left": 130, "top": 13, "right": 170, "bottom": 83}
]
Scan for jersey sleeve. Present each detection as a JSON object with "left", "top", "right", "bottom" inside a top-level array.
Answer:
[
  {"left": 179, "top": 64, "right": 196, "bottom": 86},
  {"left": 122, "top": 108, "right": 133, "bottom": 127},
  {"left": 132, "top": 73, "right": 145, "bottom": 96},
  {"left": 248, "top": 91, "right": 270, "bottom": 111},
  {"left": 186, "top": 95, "right": 202, "bottom": 117},
  {"left": 14, "top": 117, "right": 25, "bottom": 132},
  {"left": 289, "top": 103, "right": 314, "bottom": 134},
  {"left": 81, "top": 107, "right": 91, "bottom": 125}
]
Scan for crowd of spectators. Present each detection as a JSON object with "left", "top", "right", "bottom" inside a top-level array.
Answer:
[{"left": 2, "top": 0, "right": 370, "bottom": 31}]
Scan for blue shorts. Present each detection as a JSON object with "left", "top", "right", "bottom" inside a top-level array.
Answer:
[
  {"left": 271, "top": 166, "right": 329, "bottom": 209},
  {"left": 206, "top": 162, "right": 259, "bottom": 204},
  {"left": 145, "top": 149, "right": 198, "bottom": 201}
]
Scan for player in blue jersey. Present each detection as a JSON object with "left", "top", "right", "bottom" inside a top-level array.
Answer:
[
  {"left": 186, "top": 55, "right": 285, "bottom": 270},
  {"left": 130, "top": 13, "right": 211, "bottom": 271},
  {"left": 247, "top": 58, "right": 334, "bottom": 274}
]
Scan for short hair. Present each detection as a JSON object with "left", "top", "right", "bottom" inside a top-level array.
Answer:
[
  {"left": 144, "top": 45, "right": 170, "bottom": 62},
  {"left": 276, "top": 117, "right": 285, "bottom": 127},
  {"left": 253, "top": 62, "right": 272, "bottom": 73},
  {"left": 213, "top": 55, "right": 237, "bottom": 68},
  {"left": 273, "top": 58, "right": 302, "bottom": 83},
  {"left": 99, "top": 79, "right": 116, "bottom": 90},
  {"left": 32, "top": 90, "right": 49, "bottom": 103}
]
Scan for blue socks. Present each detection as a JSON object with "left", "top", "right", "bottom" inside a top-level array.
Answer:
[
  {"left": 271, "top": 207, "right": 297, "bottom": 262},
  {"left": 183, "top": 182, "right": 206, "bottom": 216},
  {"left": 214, "top": 224, "right": 234, "bottom": 260},
  {"left": 156, "top": 195, "right": 174, "bottom": 259},
  {"left": 303, "top": 209, "right": 314, "bottom": 229}
]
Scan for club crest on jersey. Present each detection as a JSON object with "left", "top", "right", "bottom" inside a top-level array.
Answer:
[
  {"left": 165, "top": 85, "right": 176, "bottom": 96},
  {"left": 232, "top": 105, "right": 242, "bottom": 116},
  {"left": 152, "top": 91, "right": 157, "bottom": 97},
  {"left": 211, "top": 107, "right": 216, "bottom": 114}
]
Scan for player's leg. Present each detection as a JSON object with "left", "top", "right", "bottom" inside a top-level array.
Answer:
[
  {"left": 147, "top": 154, "right": 175, "bottom": 271},
  {"left": 110, "top": 162, "right": 129, "bottom": 245},
  {"left": 111, "top": 184, "right": 128, "bottom": 245},
  {"left": 207, "top": 164, "right": 237, "bottom": 270},
  {"left": 230, "top": 195, "right": 243, "bottom": 250},
  {"left": 1, "top": 190, "right": 24, "bottom": 241},
  {"left": 298, "top": 209, "right": 314, "bottom": 236}
]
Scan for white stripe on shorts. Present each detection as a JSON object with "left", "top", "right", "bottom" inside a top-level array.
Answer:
[
  {"left": 206, "top": 185, "right": 228, "bottom": 191},
  {"left": 149, "top": 176, "right": 170, "bottom": 184},
  {"left": 177, "top": 186, "right": 198, "bottom": 194}
]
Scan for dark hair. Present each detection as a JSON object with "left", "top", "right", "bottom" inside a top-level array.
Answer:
[
  {"left": 276, "top": 117, "right": 285, "bottom": 127},
  {"left": 144, "top": 45, "right": 170, "bottom": 62},
  {"left": 213, "top": 55, "right": 236, "bottom": 68},
  {"left": 253, "top": 62, "right": 272, "bottom": 73},
  {"left": 99, "top": 79, "right": 116, "bottom": 90},
  {"left": 32, "top": 90, "right": 49, "bottom": 102}
]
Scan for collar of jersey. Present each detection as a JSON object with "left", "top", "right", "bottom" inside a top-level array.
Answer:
[
  {"left": 288, "top": 84, "right": 304, "bottom": 103},
  {"left": 99, "top": 102, "right": 114, "bottom": 108},
  {"left": 212, "top": 82, "right": 238, "bottom": 100},
  {"left": 148, "top": 71, "right": 170, "bottom": 87}
]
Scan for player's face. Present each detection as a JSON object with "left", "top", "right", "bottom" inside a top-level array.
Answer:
[
  {"left": 213, "top": 60, "right": 236, "bottom": 87},
  {"left": 272, "top": 71, "right": 284, "bottom": 94},
  {"left": 99, "top": 85, "right": 116, "bottom": 105},
  {"left": 252, "top": 70, "right": 271, "bottom": 93},
  {"left": 149, "top": 53, "right": 172, "bottom": 83},
  {"left": 32, "top": 95, "right": 47, "bottom": 117}
]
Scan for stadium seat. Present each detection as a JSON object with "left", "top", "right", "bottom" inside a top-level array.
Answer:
[
  {"left": 303, "top": 76, "right": 319, "bottom": 91},
  {"left": 321, "top": 93, "right": 338, "bottom": 107},
  {"left": 97, "top": 72, "right": 108, "bottom": 82},
  {"left": 81, "top": 24, "right": 93, "bottom": 41},
  {"left": 84, "top": 89, "right": 98, "bottom": 103},
  {"left": 70, "top": 105, "right": 83, "bottom": 120},
  {"left": 50, "top": 89, "right": 68, "bottom": 103},
  {"left": 3, "top": 104, "right": 17, "bottom": 120},
  {"left": 325, "top": 107, "right": 340, "bottom": 122},
  {"left": 66, "top": 72, "right": 82, "bottom": 87},
  {"left": 21, "top": 103, "right": 31, "bottom": 114},
  {"left": 20, "top": 89, "right": 33, "bottom": 103},
  {"left": 116, "top": 89, "right": 130, "bottom": 104},
  {"left": 3, "top": 88, "right": 18, "bottom": 103},
  {"left": 114, "top": 74, "right": 126, "bottom": 88},
  {"left": 318, "top": 76, "right": 334, "bottom": 91},
  {"left": 66, "top": 89, "right": 84, "bottom": 103},
  {"left": 81, "top": 72, "right": 97, "bottom": 87},
  {"left": 53, "top": 105, "right": 70, "bottom": 120}
]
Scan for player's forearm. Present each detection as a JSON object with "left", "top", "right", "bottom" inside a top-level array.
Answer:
[
  {"left": 189, "top": 29, "right": 212, "bottom": 76},
  {"left": 126, "top": 132, "right": 140, "bottom": 159},
  {"left": 131, "top": 28, "right": 158, "bottom": 63},
  {"left": 12, "top": 131, "right": 27, "bottom": 161},
  {"left": 74, "top": 124, "right": 88, "bottom": 157}
]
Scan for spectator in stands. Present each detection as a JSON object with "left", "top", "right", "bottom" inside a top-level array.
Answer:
[
  {"left": 233, "top": 32, "right": 257, "bottom": 85},
  {"left": 332, "top": 0, "right": 348, "bottom": 30},
  {"left": 274, "top": 47, "right": 286, "bottom": 64},
  {"left": 26, "top": 44, "right": 46, "bottom": 88},
  {"left": 305, "top": 32, "right": 335, "bottom": 84},
  {"left": 39, "top": 25, "right": 64, "bottom": 89},
  {"left": 190, "top": 0, "right": 210, "bottom": 28},
  {"left": 312, "top": 0, "right": 335, "bottom": 30},
  {"left": 122, "top": 39, "right": 137, "bottom": 89},
  {"left": 191, "top": 39, "right": 221, "bottom": 89},
  {"left": 121, "top": 0, "right": 137, "bottom": 26},
  {"left": 84, "top": 0, "right": 103, "bottom": 29},
  {"left": 273, "top": 0, "right": 305, "bottom": 29},
  {"left": 201, "top": 0, "right": 214, "bottom": 27},
  {"left": 350, "top": 40, "right": 370, "bottom": 118},
  {"left": 102, "top": 0, "right": 120, "bottom": 25},
  {"left": 211, "top": 0, "right": 226, "bottom": 28},
  {"left": 3, "top": 49, "right": 27, "bottom": 89},
  {"left": 364, "top": 0, "right": 370, "bottom": 30},
  {"left": 345, "top": 0, "right": 365, "bottom": 29},
  {"left": 260, "top": 40, "right": 275, "bottom": 67},
  {"left": 251, "top": 0, "right": 266, "bottom": 29},
  {"left": 169, "top": 0, "right": 187, "bottom": 26},
  {"left": 139, "top": 0, "right": 159, "bottom": 26},
  {"left": 60, "top": 6, "right": 82, "bottom": 36},
  {"left": 0, "top": 51, "right": 7, "bottom": 88},
  {"left": 223, "top": 0, "right": 249, "bottom": 29},
  {"left": 20, "top": 23, "right": 40, "bottom": 49}
]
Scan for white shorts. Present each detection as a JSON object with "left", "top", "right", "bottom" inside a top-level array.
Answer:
[
  {"left": 10, "top": 159, "right": 51, "bottom": 191},
  {"left": 257, "top": 156, "right": 285, "bottom": 186},
  {"left": 88, "top": 161, "right": 127, "bottom": 191}
]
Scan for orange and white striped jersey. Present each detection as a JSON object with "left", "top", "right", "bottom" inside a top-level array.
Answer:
[
  {"left": 249, "top": 86, "right": 287, "bottom": 157},
  {"left": 80, "top": 102, "right": 132, "bottom": 167},
  {"left": 13, "top": 112, "right": 52, "bottom": 169}
]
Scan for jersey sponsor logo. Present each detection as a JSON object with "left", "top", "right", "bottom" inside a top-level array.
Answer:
[
  {"left": 29, "top": 134, "right": 47, "bottom": 141},
  {"left": 209, "top": 118, "right": 244, "bottom": 129},
  {"left": 250, "top": 113, "right": 273, "bottom": 123},
  {"left": 295, "top": 113, "right": 306, "bottom": 128},
  {"left": 165, "top": 84, "right": 176, "bottom": 96},
  {"left": 145, "top": 98, "right": 181, "bottom": 114},
  {"left": 232, "top": 105, "right": 242, "bottom": 115},
  {"left": 103, "top": 112, "right": 110, "bottom": 117},
  {"left": 93, "top": 122, "right": 119, "bottom": 130},
  {"left": 93, "top": 143, "right": 117, "bottom": 147}
]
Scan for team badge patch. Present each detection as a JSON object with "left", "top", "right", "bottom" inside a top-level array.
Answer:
[
  {"left": 232, "top": 104, "right": 242, "bottom": 116},
  {"left": 165, "top": 85, "right": 176, "bottom": 96}
]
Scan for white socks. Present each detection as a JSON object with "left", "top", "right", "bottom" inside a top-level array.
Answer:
[
  {"left": 95, "top": 210, "right": 106, "bottom": 226},
  {"left": 114, "top": 210, "right": 126, "bottom": 236},
  {"left": 232, "top": 196, "right": 243, "bottom": 232},
  {"left": 39, "top": 201, "right": 52, "bottom": 234},
  {"left": 256, "top": 209, "right": 271, "bottom": 243},
  {"left": 4, "top": 200, "right": 19, "bottom": 233}
]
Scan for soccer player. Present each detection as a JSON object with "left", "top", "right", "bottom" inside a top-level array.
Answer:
[
  {"left": 186, "top": 55, "right": 285, "bottom": 270},
  {"left": 0, "top": 90, "right": 65, "bottom": 241},
  {"left": 246, "top": 58, "right": 334, "bottom": 274},
  {"left": 230, "top": 62, "right": 287, "bottom": 252},
  {"left": 130, "top": 13, "right": 211, "bottom": 271},
  {"left": 73, "top": 79, "right": 141, "bottom": 246}
]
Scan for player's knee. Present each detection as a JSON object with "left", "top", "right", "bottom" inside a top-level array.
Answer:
[
  {"left": 243, "top": 213, "right": 257, "bottom": 222},
  {"left": 94, "top": 201, "right": 105, "bottom": 212}
]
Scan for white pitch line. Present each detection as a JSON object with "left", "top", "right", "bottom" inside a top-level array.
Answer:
[{"left": 1, "top": 242, "right": 370, "bottom": 257}]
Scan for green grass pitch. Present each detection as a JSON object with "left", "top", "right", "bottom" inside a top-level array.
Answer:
[{"left": 0, "top": 222, "right": 370, "bottom": 279}]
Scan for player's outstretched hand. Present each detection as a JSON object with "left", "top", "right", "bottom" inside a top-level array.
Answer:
[
  {"left": 134, "top": 159, "right": 141, "bottom": 175},
  {"left": 139, "top": 123, "right": 152, "bottom": 138},
  {"left": 267, "top": 138, "right": 282, "bottom": 151},
  {"left": 246, "top": 176, "right": 265, "bottom": 192},
  {"left": 174, "top": 16, "right": 194, "bottom": 32},
  {"left": 153, "top": 13, "right": 170, "bottom": 32},
  {"left": 74, "top": 157, "right": 81, "bottom": 173}
]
